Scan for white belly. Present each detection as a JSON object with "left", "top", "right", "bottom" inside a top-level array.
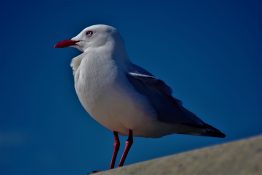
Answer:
[{"left": 73, "top": 56, "right": 159, "bottom": 136}]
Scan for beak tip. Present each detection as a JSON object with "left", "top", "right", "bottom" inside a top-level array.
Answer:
[
  {"left": 54, "top": 39, "right": 78, "bottom": 48},
  {"left": 53, "top": 42, "right": 64, "bottom": 48}
]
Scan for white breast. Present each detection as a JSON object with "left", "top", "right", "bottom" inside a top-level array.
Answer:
[{"left": 71, "top": 51, "right": 158, "bottom": 136}]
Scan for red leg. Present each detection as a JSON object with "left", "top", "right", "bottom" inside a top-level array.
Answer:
[
  {"left": 118, "top": 129, "right": 133, "bottom": 167},
  {"left": 110, "top": 131, "right": 120, "bottom": 169}
]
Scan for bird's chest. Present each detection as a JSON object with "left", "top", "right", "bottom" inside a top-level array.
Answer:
[
  {"left": 72, "top": 54, "right": 158, "bottom": 135},
  {"left": 74, "top": 56, "right": 121, "bottom": 115}
]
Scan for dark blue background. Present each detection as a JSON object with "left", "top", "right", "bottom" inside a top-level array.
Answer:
[{"left": 0, "top": 0, "right": 261, "bottom": 174}]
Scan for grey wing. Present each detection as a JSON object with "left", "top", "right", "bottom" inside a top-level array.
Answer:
[
  {"left": 127, "top": 72, "right": 203, "bottom": 126},
  {"left": 126, "top": 65, "right": 226, "bottom": 138}
]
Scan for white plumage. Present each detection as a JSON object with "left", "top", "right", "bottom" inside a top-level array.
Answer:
[
  {"left": 56, "top": 24, "right": 225, "bottom": 138},
  {"left": 55, "top": 24, "right": 225, "bottom": 169}
]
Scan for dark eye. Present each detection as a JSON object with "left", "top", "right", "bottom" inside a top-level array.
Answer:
[{"left": 86, "top": 31, "right": 93, "bottom": 36}]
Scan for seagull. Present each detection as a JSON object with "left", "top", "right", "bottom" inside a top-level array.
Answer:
[{"left": 54, "top": 24, "right": 225, "bottom": 169}]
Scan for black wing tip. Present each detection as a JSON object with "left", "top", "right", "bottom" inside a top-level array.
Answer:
[
  {"left": 202, "top": 123, "right": 226, "bottom": 138},
  {"left": 206, "top": 130, "right": 226, "bottom": 138}
]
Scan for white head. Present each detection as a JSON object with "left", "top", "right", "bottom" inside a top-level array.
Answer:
[{"left": 55, "top": 24, "right": 124, "bottom": 52}]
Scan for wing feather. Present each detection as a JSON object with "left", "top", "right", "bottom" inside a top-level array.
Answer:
[
  {"left": 126, "top": 64, "right": 226, "bottom": 138},
  {"left": 127, "top": 71, "right": 204, "bottom": 126}
]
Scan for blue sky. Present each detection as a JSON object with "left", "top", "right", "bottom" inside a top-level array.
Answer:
[{"left": 0, "top": 0, "right": 261, "bottom": 174}]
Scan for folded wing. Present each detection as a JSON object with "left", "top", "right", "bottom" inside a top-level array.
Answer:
[{"left": 127, "top": 64, "right": 225, "bottom": 138}]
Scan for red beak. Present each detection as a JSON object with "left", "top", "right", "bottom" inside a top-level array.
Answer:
[{"left": 54, "top": 39, "right": 79, "bottom": 48}]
